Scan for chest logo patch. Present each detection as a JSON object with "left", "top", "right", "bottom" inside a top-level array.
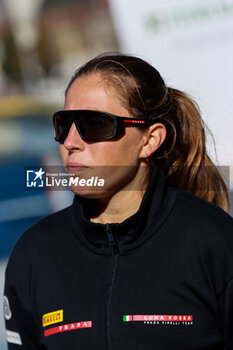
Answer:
[
  {"left": 44, "top": 321, "right": 92, "bottom": 337},
  {"left": 123, "top": 314, "right": 193, "bottom": 326},
  {"left": 43, "top": 310, "right": 63, "bottom": 327}
]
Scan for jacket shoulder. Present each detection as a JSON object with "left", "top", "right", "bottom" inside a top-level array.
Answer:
[
  {"left": 5, "top": 204, "right": 74, "bottom": 278},
  {"left": 174, "top": 190, "right": 233, "bottom": 278},
  {"left": 172, "top": 189, "right": 233, "bottom": 257},
  {"left": 173, "top": 190, "right": 233, "bottom": 292},
  {"left": 175, "top": 189, "right": 233, "bottom": 229},
  {"left": 20, "top": 204, "right": 73, "bottom": 242}
]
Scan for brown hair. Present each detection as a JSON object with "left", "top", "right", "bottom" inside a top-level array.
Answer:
[{"left": 66, "top": 53, "right": 230, "bottom": 212}]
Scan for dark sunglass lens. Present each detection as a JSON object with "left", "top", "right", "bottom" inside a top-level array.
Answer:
[
  {"left": 54, "top": 111, "right": 117, "bottom": 143},
  {"left": 54, "top": 114, "right": 71, "bottom": 143},
  {"left": 80, "top": 113, "right": 115, "bottom": 141}
]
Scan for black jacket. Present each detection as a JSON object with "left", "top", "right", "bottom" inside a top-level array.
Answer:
[{"left": 4, "top": 167, "right": 233, "bottom": 349}]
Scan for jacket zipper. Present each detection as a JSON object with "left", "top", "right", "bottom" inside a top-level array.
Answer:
[{"left": 106, "top": 223, "right": 119, "bottom": 350}]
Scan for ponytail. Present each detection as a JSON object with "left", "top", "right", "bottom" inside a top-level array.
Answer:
[{"left": 153, "top": 88, "right": 230, "bottom": 212}]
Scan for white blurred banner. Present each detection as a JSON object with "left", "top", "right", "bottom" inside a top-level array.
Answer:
[{"left": 108, "top": 0, "right": 233, "bottom": 186}]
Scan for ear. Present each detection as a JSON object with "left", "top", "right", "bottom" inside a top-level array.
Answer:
[{"left": 139, "top": 123, "right": 167, "bottom": 159}]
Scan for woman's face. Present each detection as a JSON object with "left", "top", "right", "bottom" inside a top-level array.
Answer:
[{"left": 59, "top": 73, "right": 148, "bottom": 198}]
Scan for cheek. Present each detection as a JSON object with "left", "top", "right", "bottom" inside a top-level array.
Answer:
[
  {"left": 93, "top": 130, "right": 143, "bottom": 166},
  {"left": 119, "top": 129, "right": 143, "bottom": 161}
]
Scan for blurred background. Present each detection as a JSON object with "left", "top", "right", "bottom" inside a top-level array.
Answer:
[{"left": 0, "top": 0, "right": 232, "bottom": 348}]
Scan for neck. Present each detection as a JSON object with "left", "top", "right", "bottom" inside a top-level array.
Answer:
[{"left": 87, "top": 167, "right": 149, "bottom": 224}]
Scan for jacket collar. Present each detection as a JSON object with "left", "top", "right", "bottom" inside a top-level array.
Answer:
[{"left": 70, "top": 166, "right": 177, "bottom": 255}]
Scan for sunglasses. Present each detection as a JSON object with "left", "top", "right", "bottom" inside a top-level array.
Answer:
[{"left": 53, "top": 110, "right": 158, "bottom": 143}]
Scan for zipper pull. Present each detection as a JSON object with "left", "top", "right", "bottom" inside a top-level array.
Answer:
[{"left": 106, "top": 224, "right": 119, "bottom": 254}]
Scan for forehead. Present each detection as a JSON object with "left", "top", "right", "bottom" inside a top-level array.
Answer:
[
  {"left": 65, "top": 74, "right": 109, "bottom": 108},
  {"left": 64, "top": 73, "right": 130, "bottom": 117}
]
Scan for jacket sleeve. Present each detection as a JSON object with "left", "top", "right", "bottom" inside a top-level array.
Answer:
[
  {"left": 218, "top": 277, "right": 233, "bottom": 349},
  {"left": 3, "top": 236, "right": 44, "bottom": 349},
  {"left": 198, "top": 204, "right": 233, "bottom": 350}
]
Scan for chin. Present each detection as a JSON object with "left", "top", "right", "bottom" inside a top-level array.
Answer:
[{"left": 69, "top": 183, "right": 111, "bottom": 199}]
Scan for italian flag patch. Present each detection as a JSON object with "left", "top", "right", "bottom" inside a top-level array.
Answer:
[{"left": 123, "top": 315, "right": 133, "bottom": 322}]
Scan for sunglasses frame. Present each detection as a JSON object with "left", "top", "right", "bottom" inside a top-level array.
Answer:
[{"left": 53, "top": 109, "right": 158, "bottom": 143}]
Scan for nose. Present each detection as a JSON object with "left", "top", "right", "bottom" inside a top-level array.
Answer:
[{"left": 63, "top": 122, "right": 85, "bottom": 151}]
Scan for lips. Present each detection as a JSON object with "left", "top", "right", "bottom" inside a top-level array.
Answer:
[{"left": 67, "top": 163, "right": 89, "bottom": 173}]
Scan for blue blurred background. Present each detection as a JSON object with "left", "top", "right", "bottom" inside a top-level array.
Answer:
[{"left": 0, "top": 0, "right": 233, "bottom": 348}]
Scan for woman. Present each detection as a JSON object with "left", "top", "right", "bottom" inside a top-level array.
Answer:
[{"left": 4, "top": 53, "right": 233, "bottom": 350}]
